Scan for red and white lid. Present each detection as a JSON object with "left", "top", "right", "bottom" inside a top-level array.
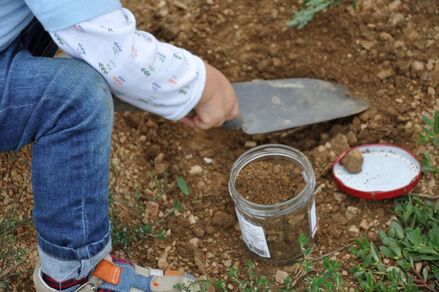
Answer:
[{"left": 333, "top": 144, "right": 421, "bottom": 200}]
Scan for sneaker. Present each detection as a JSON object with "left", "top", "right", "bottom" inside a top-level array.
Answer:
[{"left": 33, "top": 255, "right": 200, "bottom": 292}]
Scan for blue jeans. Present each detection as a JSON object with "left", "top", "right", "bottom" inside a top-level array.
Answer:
[{"left": 0, "top": 20, "right": 113, "bottom": 281}]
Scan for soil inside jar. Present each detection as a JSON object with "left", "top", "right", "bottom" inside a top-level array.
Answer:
[
  {"left": 236, "top": 159, "right": 306, "bottom": 205},
  {"left": 235, "top": 158, "right": 313, "bottom": 262}
]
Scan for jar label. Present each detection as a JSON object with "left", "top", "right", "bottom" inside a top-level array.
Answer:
[
  {"left": 309, "top": 201, "right": 318, "bottom": 238},
  {"left": 235, "top": 209, "right": 271, "bottom": 258}
]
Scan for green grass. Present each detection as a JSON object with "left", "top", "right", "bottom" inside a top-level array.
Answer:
[
  {"left": 419, "top": 111, "right": 439, "bottom": 175},
  {"left": 351, "top": 197, "right": 439, "bottom": 291},
  {"left": 288, "top": 0, "right": 344, "bottom": 29}
]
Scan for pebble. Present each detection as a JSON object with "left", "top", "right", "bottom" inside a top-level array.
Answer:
[
  {"left": 360, "top": 219, "right": 370, "bottom": 230},
  {"left": 212, "top": 211, "right": 236, "bottom": 228},
  {"left": 157, "top": 252, "right": 168, "bottom": 269},
  {"left": 223, "top": 259, "right": 232, "bottom": 267},
  {"left": 275, "top": 270, "right": 289, "bottom": 284},
  {"left": 428, "top": 87, "right": 436, "bottom": 97},
  {"left": 143, "top": 201, "right": 160, "bottom": 223},
  {"left": 193, "top": 226, "right": 205, "bottom": 237},
  {"left": 359, "top": 40, "right": 376, "bottom": 51},
  {"left": 346, "top": 206, "right": 359, "bottom": 220},
  {"left": 188, "top": 214, "right": 198, "bottom": 225},
  {"left": 333, "top": 192, "right": 346, "bottom": 203},
  {"left": 203, "top": 157, "right": 213, "bottom": 164},
  {"left": 244, "top": 140, "right": 257, "bottom": 148},
  {"left": 189, "top": 165, "right": 203, "bottom": 175},
  {"left": 391, "top": 13, "right": 405, "bottom": 26},
  {"left": 411, "top": 61, "right": 425, "bottom": 74},
  {"left": 349, "top": 225, "right": 360, "bottom": 233},
  {"left": 189, "top": 237, "right": 200, "bottom": 246},
  {"left": 379, "top": 32, "right": 393, "bottom": 41},
  {"left": 377, "top": 68, "right": 395, "bottom": 80},
  {"left": 388, "top": 0, "right": 401, "bottom": 11}
]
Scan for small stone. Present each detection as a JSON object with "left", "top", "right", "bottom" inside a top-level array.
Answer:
[
  {"left": 189, "top": 165, "right": 203, "bottom": 175},
  {"left": 157, "top": 252, "right": 168, "bottom": 269},
  {"left": 427, "top": 87, "right": 436, "bottom": 97},
  {"left": 275, "top": 270, "right": 289, "bottom": 284},
  {"left": 377, "top": 68, "right": 395, "bottom": 80},
  {"left": 244, "top": 140, "right": 257, "bottom": 148},
  {"left": 223, "top": 259, "right": 232, "bottom": 268},
  {"left": 426, "top": 59, "right": 435, "bottom": 71},
  {"left": 189, "top": 237, "right": 200, "bottom": 246},
  {"left": 379, "top": 32, "right": 393, "bottom": 41},
  {"left": 346, "top": 206, "right": 359, "bottom": 220},
  {"left": 212, "top": 211, "right": 235, "bottom": 228},
  {"left": 342, "top": 270, "right": 348, "bottom": 276},
  {"left": 143, "top": 201, "right": 160, "bottom": 223},
  {"left": 330, "top": 134, "right": 350, "bottom": 155},
  {"left": 346, "top": 131, "right": 358, "bottom": 146},
  {"left": 411, "top": 61, "right": 425, "bottom": 74},
  {"left": 395, "top": 98, "right": 403, "bottom": 104},
  {"left": 193, "top": 226, "right": 205, "bottom": 237},
  {"left": 139, "top": 135, "right": 147, "bottom": 142},
  {"left": 331, "top": 213, "right": 348, "bottom": 226},
  {"left": 334, "top": 192, "right": 347, "bottom": 203},
  {"left": 203, "top": 157, "right": 213, "bottom": 164},
  {"left": 391, "top": 13, "right": 405, "bottom": 26},
  {"left": 368, "top": 231, "right": 377, "bottom": 241},
  {"left": 388, "top": 0, "right": 401, "bottom": 11},
  {"left": 359, "top": 40, "right": 376, "bottom": 50},
  {"left": 341, "top": 149, "right": 363, "bottom": 174},
  {"left": 194, "top": 251, "right": 206, "bottom": 270},
  {"left": 360, "top": 219, "right": 370, "bottom": 230},
  {"left": 349, "top": 225, "right": 360, "bottom": 233},
  {"left": 188, "top": 214, "right": 198, "bottom": 225}
]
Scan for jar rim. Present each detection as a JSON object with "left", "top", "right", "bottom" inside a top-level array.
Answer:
[{"left": 228, "top": 144, "right": 316, "bottom": 217}]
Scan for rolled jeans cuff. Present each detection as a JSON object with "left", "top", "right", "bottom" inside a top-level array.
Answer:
[{"left": 37, "top": 233, "right": 112, "bottom": 281}]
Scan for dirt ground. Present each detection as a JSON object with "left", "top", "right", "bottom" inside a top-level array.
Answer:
[{"left": 1, "top": 0, "right": 439, "bottom": 290}]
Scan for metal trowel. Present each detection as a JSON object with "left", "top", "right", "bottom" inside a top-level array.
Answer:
[{"left": 114, "top": 78, "right": 369, "bottom": 134}]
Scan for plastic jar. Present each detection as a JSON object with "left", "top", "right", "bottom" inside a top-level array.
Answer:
[{"left": 229, "top": 144, "right": 317, "bottom": 263}]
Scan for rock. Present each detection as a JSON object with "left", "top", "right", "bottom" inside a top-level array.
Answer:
[
  {"left": 427, "top": 87, "right": 436, "bottom": 97},
  {"left": 360, "top": 219, "right": 370, "bottom": 230},
  {"left": 346, "top": 206, "right": 359, "bottom": 220},
  {"left": 212, "top": 211, "right": 235, "bottom": 228},
  {"left": 348, "top": 225, "right": 360, "bottom": 233},
  {"left": 341, "top": 149, "right": 363, "bottom": 174},
  {"left": 334, "top": 192, "right": 347, "bottom": 203},
  {"left": 331, "top": 213, "right": 348, "bottom": 226},
  {"left": 244, "top": 140, "right": 257, "bottom": 148},
  {"left": 359, "top": 40, "right": 376, "bottom": 51},
  {"left": 379, "top": 32, "right": 393, "bottom": 41},
  {"left": 157, "top": 252, "right": 168, "bottom": 269},
  {"left": 203, "top": 157, "right": 213, "bottom": 164},
  {"left": 377, "top": 68, "right": 395, "bottom": 80},
  {"left": 411, "top": 61, "right": 425, "bottom": 76},
  {"left": 426, "top": 59, "right": 435, "bottom": 71},
  {"left": 189, "top": 215, "right": 198, "bottom": 225},
  {"left": 194, "top": 250, "right": 206, "bottom": 270},
  {"left": 330, "top": 134, "right": 350, "bottom": 155},
  {"left": 205, "top": 226, "right": 216, "bottom": 235},
  {"left": 189, "top": 237, "right": 200, "bottom": 246},
  {"left": 388, "top": 0, "right": 401, "bottom": 11},
  {"left": 368, "top": 231, "right": 377, "bottom": 241},
  {"left": 189, "top": 165, "right": 203, "bottom": 175},
  {"left": 223, "top": 259, "right": 232, "bottom": 268},
  {"left": 143, "top": 201, "right": 160, "bottom": 223},
  {"left": 193, "top": 226, "right": 205, "bottom": 237},
  {"left": 391, "top": 13, "right": 405, "bottom": 27},
  {"left": 275, "top": 270, "right": 289, "bottom": 284},
  {"left": 431, "top": 63, "right": 439, "bottom": 87},
  {"left": 346, "top": 131, "right": 358, "bottom": 146}
]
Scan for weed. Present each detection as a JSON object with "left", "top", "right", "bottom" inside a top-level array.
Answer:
[
  {"left": 0, "top": 211, "right": 29, "bottom": 288},
  {"left": 419, "top": 111, "right": 439, "bottom": 175},
  {"left": 299, "top": 234, "right": 343, "bottom": 291},
  {"left": 288, "top": 0, "right": 343, "bottom": 29},
  {"left": 351, "top": 196, "right": 439, "bottom": 291},
  {"left": 177, "top": 176, "right": 190, "bottom": 196}
]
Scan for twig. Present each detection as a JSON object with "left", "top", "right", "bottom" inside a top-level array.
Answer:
[
  {"left": 312, "top": 241, "right": 356, "bottom": 262},
  {"left": 412, "top": 267, "right": 436, "bottom": 292}
]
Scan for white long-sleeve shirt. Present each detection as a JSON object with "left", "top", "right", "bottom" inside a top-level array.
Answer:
[{"left": 51, "top": 8, "right": 206, "bottom": 121}]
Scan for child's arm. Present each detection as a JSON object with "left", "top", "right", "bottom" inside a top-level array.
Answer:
[{"left": 49, "top": 8, "right": 237, "bottom": 128}]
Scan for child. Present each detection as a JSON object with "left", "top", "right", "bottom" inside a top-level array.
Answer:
[{"left": 0, "top": 0, "right": 239, "bottom": 291}]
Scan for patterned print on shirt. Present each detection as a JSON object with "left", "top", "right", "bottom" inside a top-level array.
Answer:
[
  {"left": 76, "top": 43, "right": 86, "bottom": 55},
  {"left": 113, "top": 42, "right": 122, "bottom": 55}
]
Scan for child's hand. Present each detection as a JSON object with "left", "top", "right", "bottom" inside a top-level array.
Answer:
[{"left": 181, "top": 63, "right": 239, "bottom": 129}]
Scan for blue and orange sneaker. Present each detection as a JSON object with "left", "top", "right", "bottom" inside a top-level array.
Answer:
[{"left": 33, "top": 255, "right": 200, "bottom": 292}]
